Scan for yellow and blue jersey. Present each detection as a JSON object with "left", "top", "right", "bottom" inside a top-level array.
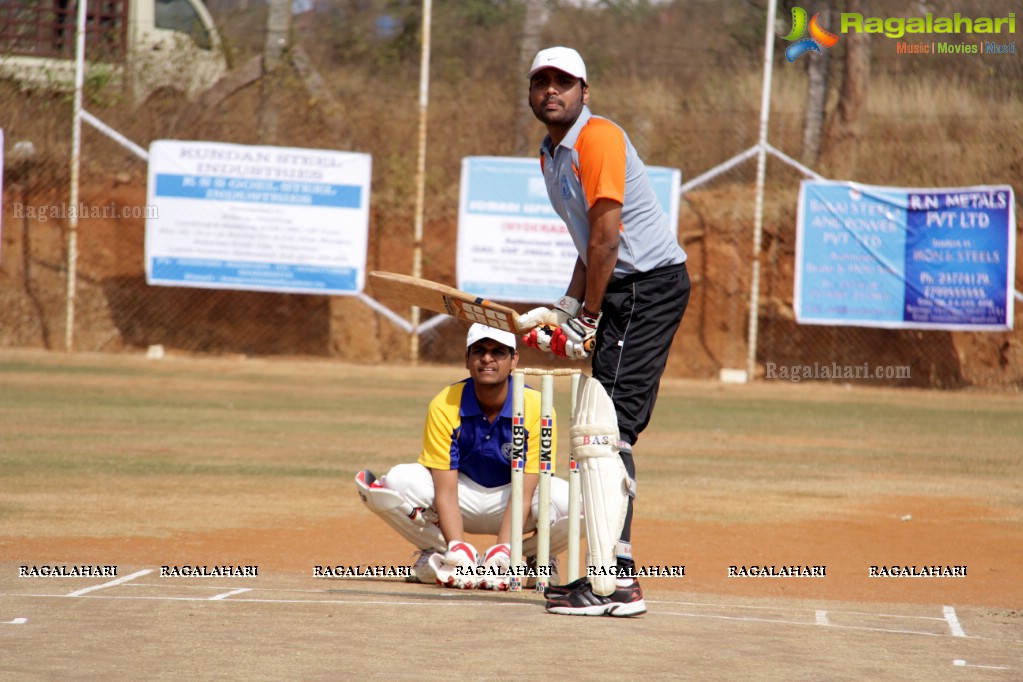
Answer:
[{"left": 418, "top": 378, "right": 556, "bottom": 488}]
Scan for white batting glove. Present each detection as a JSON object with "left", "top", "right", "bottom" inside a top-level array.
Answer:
[
  {"left": 521, "top": 296, "right": 580, "bottom": 353},
  {"left": 478, "top": 543, "right": 511, "bottom": 591},
  {"left": 550, "top": 309, "right": 600, "bottom": 359},
  {"left": 522, "top": 324, "right": 557, "bottom": 353},
  {"left": 518, "top": 296, "right": 581, "bottom": 331},
  {"left": 429, "top": 540, "right": 480, "bottom": 589}
]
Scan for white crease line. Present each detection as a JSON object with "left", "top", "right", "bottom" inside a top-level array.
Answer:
[
  {"left": 61, "top": 594, "right": 537, "bottom": 607},
  {"left": 126, "top": 583, "right": 254, "bottom": 591},
  {"left": 3, "top": 617, "right": 28, "bottom": 625},
  {"left": 209, "top": 588, "right": 252, "bottom": 601},
  {"left": 0, "top": 590, "right": 1009, "bottom": 643},
  {"left": 648, "top": 600, "right": 945, "bottom": 621},
  {"left": 953, "top": 659, "right": 1010, "bottom": 670},
  {"left": 658, "top": 610, "right": 950, "bottom": 638},
  {"left": 943, "top": 605, "right": 967, "bottom": 638},
  {"left": 66, "top": 569, "right": 154, "bottom": 597},
  {"left": 0, "top": 592, "right": 537, "bottom": 607},
  {"left": 816, "top": 610, "right": 829, "bottom": 626},
  {"left": 126, "top": 583, "right": 502, "bottom": 597}
]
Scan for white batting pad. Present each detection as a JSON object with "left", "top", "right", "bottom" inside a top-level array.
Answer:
[
  {"left": 580, "top": 456, "right": 629, "bottom": 596},
  {"left": 570, "top": 375, "right": 619, "bottom": 460},
  {"left": 568, "top": 376, "right": 627, "bottom": 596},
  {"left": 355, "top": 470, "right": 446, "bottom": 552}
]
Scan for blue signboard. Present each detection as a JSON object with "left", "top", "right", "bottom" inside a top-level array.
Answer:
[{"left": 795, "top": 181, "right": 1015, "bottom": 330}]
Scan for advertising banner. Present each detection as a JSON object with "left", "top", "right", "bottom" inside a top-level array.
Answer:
[
  {"left": 457, "top": 156, "right": 681, "bottom": 302},
  {"left": 795, "top": 180, "right": 1015, "bottom": 330},
  {"left": 146, "top": 141, "right": 371, "bottom": 295}
]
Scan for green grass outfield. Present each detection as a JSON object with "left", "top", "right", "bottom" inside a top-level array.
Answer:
[{"left": 2, "top": 348, "right": 1020, "bottom": 538}]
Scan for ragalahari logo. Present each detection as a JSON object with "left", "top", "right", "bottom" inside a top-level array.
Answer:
[{"left": 783, "top": 7, "right": 840, "bottom": 62}]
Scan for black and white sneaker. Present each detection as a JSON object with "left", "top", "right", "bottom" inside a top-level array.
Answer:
[
  {"left": 543, "top": 576, "right": 589, "bottom": 598},
  {"left": 545, "top": 579, "right": 647, "bottom": 617}
]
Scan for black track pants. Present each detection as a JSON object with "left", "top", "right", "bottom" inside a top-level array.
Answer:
[{"left": 591, "top": 262, "right": 691, "bottom": 447}]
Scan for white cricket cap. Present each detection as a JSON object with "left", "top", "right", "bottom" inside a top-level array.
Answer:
[
  {"left": 466, "top": 323, "right": 516, "bottom": 350},
  {"left": 527, "top": 46, "right": 587, "bottom": 83}
]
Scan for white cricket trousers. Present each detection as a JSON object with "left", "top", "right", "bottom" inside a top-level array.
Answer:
[{"left": 382, "top": 462, "right": 570, "bottom": 537}]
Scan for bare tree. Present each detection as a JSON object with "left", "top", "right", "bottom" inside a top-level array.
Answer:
[
  {"left": 259, "top": 0, "right": 292, "bottom": 143},
  {"left": 514, "top": 0, "right": 549, "bottom": 156},
  {"left": 822, "top": 0, "right": 871, "bottom": 179},
  {"left": 801, "top": 8, "right": 830, "bottom": 167}
]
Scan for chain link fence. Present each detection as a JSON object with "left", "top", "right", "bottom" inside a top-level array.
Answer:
[{"left": 2, "top": 0, "right": 1020, "bottom": 389}]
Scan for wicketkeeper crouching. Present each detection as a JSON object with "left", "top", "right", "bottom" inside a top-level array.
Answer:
[{"left": 355, "top": 324, "right": 571, "bottom": 590}]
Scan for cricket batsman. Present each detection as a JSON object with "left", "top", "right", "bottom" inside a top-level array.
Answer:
[{"left": 519, "top": 46, "right": 692, "bottom": 617}]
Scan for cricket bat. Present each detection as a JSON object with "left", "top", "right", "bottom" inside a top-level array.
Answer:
[{"left": 368, "top": 271, "right": 527, "bottom": 334}]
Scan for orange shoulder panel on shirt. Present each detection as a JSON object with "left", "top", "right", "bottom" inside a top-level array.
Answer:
[{"left": 574, "top": 117, "right": 627, "bottom": 208}]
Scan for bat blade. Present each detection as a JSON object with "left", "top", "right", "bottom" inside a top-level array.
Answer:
[{"left": 368, "top": 271, "right": 526, "bottom": 333}]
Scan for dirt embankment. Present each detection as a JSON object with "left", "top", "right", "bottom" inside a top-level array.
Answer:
[{"left": 2, "top": 177, "right": 1021, "bottom": 389}]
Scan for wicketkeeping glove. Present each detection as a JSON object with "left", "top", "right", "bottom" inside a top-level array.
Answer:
[
  {"left": 478, "top": 543, "right": 511, "bottom": 591},
  {"left": 549, "top": 308, "right": 600, "bottom": 359},
  {"left": 429, "top": 540, "right": 481, "bottom": 589}
]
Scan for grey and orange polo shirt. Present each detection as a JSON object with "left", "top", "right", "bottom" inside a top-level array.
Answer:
[{"left": 539, "top": 105, "right": 687, "bottom": 278}]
